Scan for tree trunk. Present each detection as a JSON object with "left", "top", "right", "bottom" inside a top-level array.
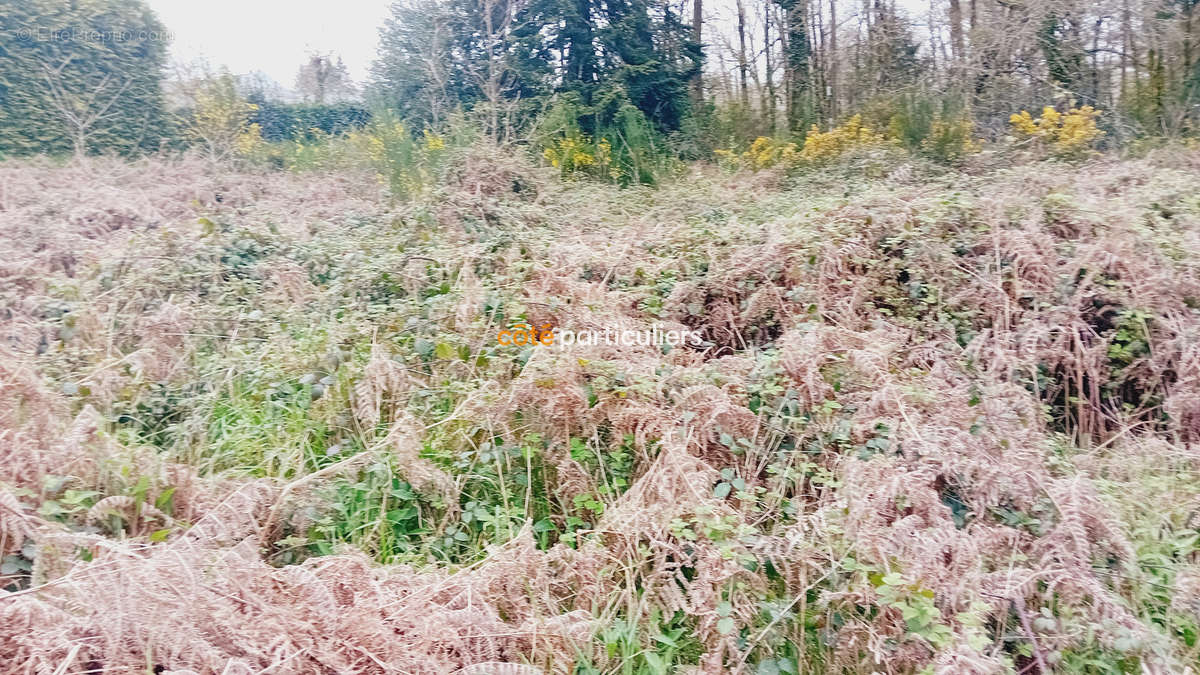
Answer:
[
  {"left": 1092, "top": 16, "right": 1103, "bottom": 107},
  {"left": 810, "top": 0, "right": 828, "bottom": 121},
  {"left": 72, "top": 130, "right": 87, "bottom": 158},
  {"left": 949, "top": 0, "right": 964, "bottom": 62},
  {"left": 1120, "top": 0, "right": 1130, "bottom": 98},
  {"left": 736, "top": 0, "right": 749, "bottom": 108},
  {"left": 565, "top": 0, "right": 596, "bottom": 93},
  {"left": 1185, "top": 0, "right": 1195, "bottom": 75},
  {"left": 827, "top": 0, "right": 837, "bottom": 120},
  {"left": 691, "top": 0, "right": 704, "bottom": 104},
  {"left": 764, "top": 4, "right": 777, "bottom": 132},
  {"left": 785, "top": 1, "right": 812, "bottom": 133}
]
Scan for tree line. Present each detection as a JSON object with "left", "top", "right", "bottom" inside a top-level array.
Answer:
[{"left": 1, "top": 0, "right": 1198, "bottom": 161}]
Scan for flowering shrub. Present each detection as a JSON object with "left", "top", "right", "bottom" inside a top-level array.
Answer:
[
  {"left": 717, "top": 115, "right": 895, "bottom": 170},
  {"left": 542, "top": 135, "right": 622, "bottom": 182},
  {"left": 714, "top": 136, "right": 799, "bottom": 170},
  {"left": 542, "top": 136, "right": 593, "bottom": 171},
  {"left": 346, "top": 119, "right": 447, "bottom": 200},
  {"left": 1010, "top": 105, "right": 1104, "bottom": 158},
  {"left": 233, "top": 122, "right": 267, "bottom": 159},
  {"left": 800, "top": 115, "right": 893, "bottom": 162},
  {"left": 189, "top": 72, "right": 260, "bottom": 162},
  {"left": 716, "top": 115, "right": 896, "bottom": 170},
  {"left": 918, "top": 117, "right": 981, "bottom": 163}
]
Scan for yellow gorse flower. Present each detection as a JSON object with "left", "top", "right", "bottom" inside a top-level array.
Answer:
[
  {"left": 919, "top": 117, "right": 981, "bottom": 162},
  {"left": 1010, "top": 104, "right": 1104, "bottom": 158},
  {"left": 712, "top": 116, "right": 892, "bottom": 170},
  {"left": 423, "top": 129, "right": 445, "bottom": 151},
  {"left": 800, "top": 115, "right": 891, "bottom": 162},
  {"left": 712, "top": 136, "right": 798, "bottom": 171},
  {"left": 234, "top": 122, "right": 266, "bottom": 157},
  {"left": 541, "top": 134, "right": 616, "bottom": 179}
]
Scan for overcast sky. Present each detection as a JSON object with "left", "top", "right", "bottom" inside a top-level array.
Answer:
[
  {"left": 148, "top": 0, "right": 934, "bottom": 92},
  {"left": 147, "top": 0, "right": 392, "bottom": 88}
]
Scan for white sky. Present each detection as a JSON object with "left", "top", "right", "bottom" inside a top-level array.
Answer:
[{"left": 148, "top": 0, "right": 392, "bottom": 89}]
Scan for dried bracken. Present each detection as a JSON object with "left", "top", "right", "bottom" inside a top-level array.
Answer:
[{"left": 2, "top": 148, "right": 1199, "bottom": 673}]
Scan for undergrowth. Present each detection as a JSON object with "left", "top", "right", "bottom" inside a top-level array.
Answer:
[{"left": 1, "top": 145, "right": 1200, "bottom": 673}]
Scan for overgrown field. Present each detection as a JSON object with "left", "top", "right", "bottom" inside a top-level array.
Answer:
[{"left": 2, "top": 147, "right": 1200, "bottom": 674}]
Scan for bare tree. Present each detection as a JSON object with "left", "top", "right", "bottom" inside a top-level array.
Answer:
[
  {"left": 737, "top": 0, "right": 751, "bottom": 107},
  {"left": 419, "top": 13, "right": 453, "bottom": 127},
  {"left": 171, "top": 65, "right": 257, "bottom": 162},
  {"left": 242, "top": 70, "right": 287, "bottom": 102},
  {"left": 465, "top": 0, "right": 523, "bottom": 142},
  {"left": 295, "top": 53, "right": 357, "bottom": 104},
  {"left": 949, "top": 0, "right": 965, "bottom": 62},
  {"left": 40, "top": 56, "right": 133, "bottom": 157},
  {"left": 763, "top": 3, "right": 777, "bottom": 130}
]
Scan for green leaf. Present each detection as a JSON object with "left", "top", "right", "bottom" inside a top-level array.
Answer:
[
  {"left": 414, "top": 338, "right": 435, "bottom": 358},
  {"left": 131, "top": 475, "right": 151, "bottom": 502},
  {"left": 755, "top": 660, "right": 781, "bottom": 675},
  {"left": 155, "top": 487, "right": 176, "bottom": 513},
  {"left": 2, "top": 557, "right": 30, "bottom": 575},
  {"left": 388, "top": 507, "right": 417, "bottom": 522},
  {"left": 434, "top": 341, "right": 456, "bottom": 360},
  {"left": 713, "top": 482, "right": 732, "bottom": 499},
  {"left": 37, "top": 501, "right": 67, "bottom": 517},
  {"left": 716, "top": 617, "right": 735, "bottom": 635}
]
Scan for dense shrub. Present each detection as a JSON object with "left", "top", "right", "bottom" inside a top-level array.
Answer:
[
  {"left": 0, "top": 0, "right": 170, "bottom": 156},
  {"left": 533, "top": 92, "right": 679, "bottom": 185},
  {"left": 247, "top": 99, "right": 371, "bottom": 142},
  {"left": 3, "top": 147, "right": 1200, "bottom": 672},
  {"left": 1010, "top": 104, "right": 1105, "bottom": 159}
]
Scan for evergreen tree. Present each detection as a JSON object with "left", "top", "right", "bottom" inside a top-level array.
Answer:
[
  {"left": 373, "top": 0, "right": 699, "bottom": 135},
  {"left": 0, "top": 0, "right": 169, "bottom": 156},
  {"left": 371, "top": 0, "right": 461, "bottom": 128},
  {"left": 598, "top": 0, "right": 699, "bottom": 133},
  {"left": 1038, "top": 10, "right": 1088, "bottom": 102}
]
